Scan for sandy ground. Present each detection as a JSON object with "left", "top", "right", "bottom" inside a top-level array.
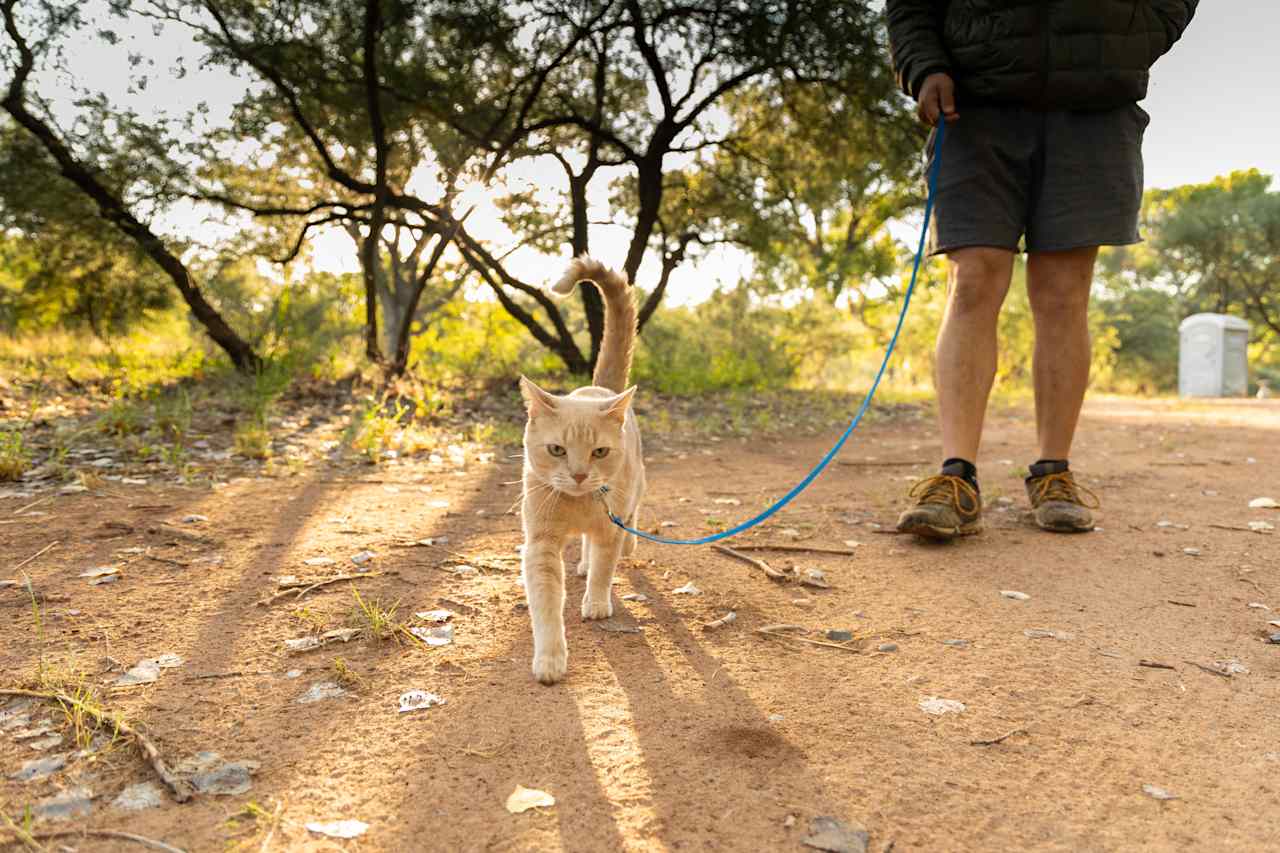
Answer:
[{"left": 1, "top": 396, "right": 1278, "bottom": 852}]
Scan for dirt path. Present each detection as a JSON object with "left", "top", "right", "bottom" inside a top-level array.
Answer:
[{"left": 2, "top": 397, "right": 1278, "bottom": 852}]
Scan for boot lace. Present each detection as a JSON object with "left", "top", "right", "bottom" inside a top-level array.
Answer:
[
  {"left": 908, "top": 475, "right": 979, "bottom": 513},
  {"left": 1031, "top": 471, "right": 1100, "bottom": 508}
]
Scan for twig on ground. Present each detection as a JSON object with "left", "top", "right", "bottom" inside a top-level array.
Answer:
[
  {"left": 1237, "top": 575, "right": 1267, "bottom": 596},
  {"left": 184, "top": 670, "right": 281, "bottom": 682},
  {"left": 13, "top": 496, "right": 53, "bottom": 516},
  {"left": 256, "top": 572, "right": 383, "bottom": 606},
  {"left": 1209, "top": 523, "right": 1272, "bottom": 535},
  {"left": 1138, "top": 660, "right": 1177, "bottom": 670},
  {"left": 11, "top": 829, "right": 186, "bottom": 853},
  {"left": 1167, "top": 600, "right": 1197, "bottom": 607},
  {"left": 702, "top": 611, "right": 737, "bottom": 631},
  {"left": 723, "top": 544, "right": 857, "bottom": 556},
  {"left": 711, "top": 545, "right": 788, "bottom": 580},
  {"left": 0, "top": 688, "right": 194, "bottom": 802},
  {"left": 970, "top": 728, "right": 1027, "bottom": 746},
  {"left": 144, "top": 554, "right": 191, "bottom": 568},
  {"left": 12, "top": 542, "right": 58, "bottom": 573},
  {"left": 1183, "top": 660, "right": 1232, "bottom": 679},
  {"left": 258, "top": 799, "right": 285, "bottom": 853},
  {"left": 755, "top": 626, "right": 859, "bottom": 652}
]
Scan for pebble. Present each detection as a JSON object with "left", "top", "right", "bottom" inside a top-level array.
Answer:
[
  {"left": 296, "top": 682, "right": 347, "bottom": 704},
  {"left": 877, "top": 643, "right": 898, "bottom": 653},
  {"left": 826, "top": 630, "right": 854, "bottom": 642},
  {"left": 33, "top": 786, "right": 92, "bottom": 820},
  {"left": 112, "top": 782, "right": 163, "bottom": 811},
  {"left": 941, "top": 639, "right": 970, "bottom": 648},
  {"left": 1000, "top": 590, "right": 1031, "bottom": 601},
  {"left": 1182, "top": 547, "right": 1201, "bottom": 556}
]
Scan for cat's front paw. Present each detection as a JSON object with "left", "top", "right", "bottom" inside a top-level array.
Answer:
[
  {"left": 581, "top": 593, "right": 613, "bottom": 621},
  {"left": 531, "top": 647, "right": 568, "bottom": 685}
]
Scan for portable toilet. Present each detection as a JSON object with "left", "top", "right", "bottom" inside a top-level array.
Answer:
[{"left": 1178, "top": 313, "right": 1250, "bottom": 397}]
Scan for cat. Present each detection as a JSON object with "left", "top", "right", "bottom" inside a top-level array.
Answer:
[{"left": 518, "top": 256, "right": 645, "bottom": 684}]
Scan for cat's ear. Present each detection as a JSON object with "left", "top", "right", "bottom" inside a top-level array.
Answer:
[
  {"left": 519, "top": 376, "right": 558, "bottom": 417},
  {"left": 599, "top": 386, "right": 636, "bottom": 423}
]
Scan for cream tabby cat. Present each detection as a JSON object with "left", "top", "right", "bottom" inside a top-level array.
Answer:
[{"left": 519, "top": 256, "right": 644, "bottom": 684}]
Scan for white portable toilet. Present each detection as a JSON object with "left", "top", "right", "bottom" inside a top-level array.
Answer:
[{"left": 1178, "top": 313, "right": 1250, "bottom": 397}]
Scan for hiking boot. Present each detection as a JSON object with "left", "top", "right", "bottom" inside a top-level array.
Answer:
[
  {"left": 896, "top": 474, "right": 982, "bottom": 539},
  {"left": 1025, "top": 462, "right": 1099, "bottom": 532}
]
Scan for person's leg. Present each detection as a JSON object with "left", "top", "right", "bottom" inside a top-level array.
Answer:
[
  {"left": 1026, "top": 246, "right": 1098, "bottom": 459},
  {"left": 936, "top": 246, "right": 1017, "bottom": 462}
]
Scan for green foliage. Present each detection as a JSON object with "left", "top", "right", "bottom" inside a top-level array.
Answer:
[{"left": 0, "top": 429, "right": 29, "bottom": 481}]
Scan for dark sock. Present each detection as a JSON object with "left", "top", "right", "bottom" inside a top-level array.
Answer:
[
  {"left": 1028, "top": 459, "right": 1069, "bottom": 480},
  {"left": 941, "top": 457, "right": 979, "bottom": 492}
]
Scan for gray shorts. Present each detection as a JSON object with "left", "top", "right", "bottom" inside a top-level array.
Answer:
[{"left": 926, "top": 103, "right": 1148, "bottom": 255}]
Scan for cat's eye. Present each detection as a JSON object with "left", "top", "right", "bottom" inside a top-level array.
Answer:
[
  {"left": 547, "top": 444, "right": 566, "bottom": 457},
  {"left": 591, "top": 447, "right": 610, "bottom": 459}
]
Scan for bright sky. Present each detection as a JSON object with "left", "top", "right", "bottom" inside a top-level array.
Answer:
[{"left": 15, "top": 2, "right": 1277, "bottom": 306}]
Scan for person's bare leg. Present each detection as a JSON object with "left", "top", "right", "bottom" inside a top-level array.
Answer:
[
  {"left": 936, "top": 247, "right": 1016, "bottom": 462},
  {"left": 1026, "top": 247, "right": 1098, "bottom": 460}
]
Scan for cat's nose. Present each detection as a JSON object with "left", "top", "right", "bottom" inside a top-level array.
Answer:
[{"left": 572, "top": 473, "right": 588, "bottom": 484}]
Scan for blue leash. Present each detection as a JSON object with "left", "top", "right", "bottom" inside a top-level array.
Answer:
[{"left": 599, "top": 119, "right": 946, "bottom": 546}]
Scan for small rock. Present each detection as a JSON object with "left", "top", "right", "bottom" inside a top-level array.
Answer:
[
  {"left": 1182, "top": 547, "right": 1201, "bottom": 556},
  {"left": 620, "top": 593, "right": 649, "bottom": 603},
  {"left": 114, "top": 659, "right": 162, "bottom": 687},
  {"left": 1000, "top": 590, "right": 1030, "bottom": 601},
  {"left": 919, "top": 696, "right": 965, "bottom": 716},
  {"left": 1142, "top": 783, "right": 1178, "bottom": 801},
  {"left": 112, "top": 782, "right": 163, "bottom": 811},
  {"left": 791, "top": 597, "right": 814, "bottom": 608},
  {"left": 306, "top": 820, "right": 369, "bottom": 839},
  {"left": 802, "top": 815, "right": 869, "bottom": 853},
  {"left": 768, "top": 713, "right": 785, "bottom": 723},
  {"left": 826, "top": 630, "right": 854, "bottom": 642},
  {"left": 176, "top": 751, "right": 259, "bottom": 795},
  {"left": 415, "top": 609, "right": 454, "bottom": 623},
  {"left": 27, "top": 734, "right": 63, "bottom": 751},
  {"left": 941, "top": 639, "right": 969, "bottom": 648},
  {"left": 33, "top": 786, "right": 92, "bottom": 821},
  {"left": 296, "top": 682, "right": 347, "bottom": 704},
  {"left": 398, "top": 690, "right": 446, "bottom": 714},
  {"left": 1248, "top": 521, "right": 1275, "bottom": 531},
  {"left": 1248, "top": 497, "right": 1279, "bottom": 509},
  {"left": 506, "top": 785, "right": 555, "bottom": 814},
  {"left": 1023, "top": 628, "right": 1072, "bottom": 640},
  {"left": 285, "top": 669, "right": 303, "bottom": 679},
  {"left": 351, "top": 550, "right": 376, "bottom": 565},
  {"left": 1267, "top": 633, "right": 1280, "bottom": 645},
  {"left": 672, "top": 582, "right": 701, "bottom": 595},
  {"left": 409, "top": 624, "right": 454, "bottom": 647},
  {"left": 877, "top": 643, "right": 898, "bottom": 653},
  {"left": 303, "top": 557, "right": 336, "bottom": 567},
  {"left": 11, "top": 753, "right": 66, "bottom": 781},
  {"left": 182, "top": 514, "right": 208, "bottom": 523},
  {"left": 1248, "top": 602, "right": 1270, "bottom": 611}
]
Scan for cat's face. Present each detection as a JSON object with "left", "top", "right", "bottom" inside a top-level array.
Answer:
[{"left": 520, "top": 377, "right": 635, "bottom": 497}]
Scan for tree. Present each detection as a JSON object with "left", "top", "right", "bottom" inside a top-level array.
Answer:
[
  {"left": 0, "top": 0, "right": 262, "bottom": 371},
  {"left": 147, "top": 0, "right": 910, "bottom": 376},
  {"left": 0, "top": 124, "right": 172, "bottom": 334}
]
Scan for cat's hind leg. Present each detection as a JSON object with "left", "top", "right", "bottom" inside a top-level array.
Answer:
[
  {"left": 523, "top": 536, "right": 568, "bottom": 684},
  {"left": 581, "top": 530, "right": 624, "bottom": 620}
]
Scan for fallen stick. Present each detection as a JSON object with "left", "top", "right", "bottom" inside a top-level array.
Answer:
[
  {"left": 702, "top": 611, "right": 737, "bottom": 631},
  {"left": 257, "top": 572, "right": 383, "bottom": 606},
  {"left": 12, "top": 496, "right": 53, "bottom": 516},
  {"left": 755, "top": 627, "right": 859, "bottom": 652},
  {"left": 14, "top": 829, "right": 186, "bottom": 853},
  {"left": 0, "top": 687, "right": 194, "bottom": 802},
  {"left": 12, "top": 541, "right": 58, "bottom": 573},
  {"left": 711, "top": 545, "right": 788, "bottom": 581},
  {"left": 1183, "top": 660, "right": 1232, "bottom": 679},
  {"left": 1208, "top": 523, "right": 1272, "bottom": 535},
  {"left": 1138, "top": 660, "right": 1176, "bottom": 670},
  {"left": 722, "top": 544, "right": 857, "bottom": 556},
  {"left": 970, "top": 728, "right": 1027, "bottom": 746},
  {"left": 1166, "top": 600, "right": 1197, "bottom": 607},
  {"left": 184, "top": 669, "right": 281, "bottom": 682}
]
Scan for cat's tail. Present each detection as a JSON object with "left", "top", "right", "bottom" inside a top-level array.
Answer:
[{"left": 550, "top": 255, "right": 636, "bottom": 393}]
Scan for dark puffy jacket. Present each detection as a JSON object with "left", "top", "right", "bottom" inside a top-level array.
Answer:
[{"left": 886, "top": 0, "right": 1198, "bottom": 110}]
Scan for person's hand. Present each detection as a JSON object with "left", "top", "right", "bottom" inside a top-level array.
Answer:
[{"left": 917, "top": 72, "right": 959, "bottom": 126}]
